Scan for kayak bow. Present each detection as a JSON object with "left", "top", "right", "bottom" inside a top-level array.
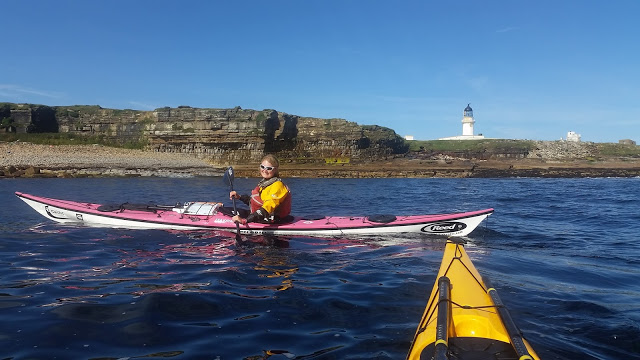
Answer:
[{"left": 407, "top": 239, "right": 539, "bottom": 360}]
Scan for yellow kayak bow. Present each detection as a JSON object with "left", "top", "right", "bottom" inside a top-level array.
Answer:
[{"left": 407, "top": 239, "right": 539, "bottom": 360}]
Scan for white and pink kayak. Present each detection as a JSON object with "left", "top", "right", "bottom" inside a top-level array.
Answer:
[{"left": 15, "top": 192, "right": 493, "bottom": 237}]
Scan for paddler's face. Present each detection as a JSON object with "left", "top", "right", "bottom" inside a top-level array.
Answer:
[{"left": 259, "top": 161, "right": 277, "bottom": 179}]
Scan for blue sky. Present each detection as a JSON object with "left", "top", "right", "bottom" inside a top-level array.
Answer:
[{"left": 2, "top": 0, "right": 638, "bottom": 143}]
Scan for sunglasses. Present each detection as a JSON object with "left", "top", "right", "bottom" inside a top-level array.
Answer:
[{"left": 260, "top": 164, "right": 275, "bottom": 171}]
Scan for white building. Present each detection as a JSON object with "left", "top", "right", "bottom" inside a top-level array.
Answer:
[
  {"left": 566, "top": 131, "right": 581, "bottom": 142},
  {"left": 439, "top": 104, "right": 485, "bottom": 140}
]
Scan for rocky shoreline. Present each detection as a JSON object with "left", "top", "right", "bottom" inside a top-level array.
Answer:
[
  {"left": 0, "top": 142, "right": 222, "bottom": 178},
  {"left": 2, "top": 142, "right": 640, "bottom": 179}
]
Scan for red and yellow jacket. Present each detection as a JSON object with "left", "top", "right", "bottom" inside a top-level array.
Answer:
[{"left": 240, "top": 179, "right": 291, "bottom": 223}]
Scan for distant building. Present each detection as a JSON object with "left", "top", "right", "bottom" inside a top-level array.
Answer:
[
  {"left": 404, "top": 135, "right": 414, "bottom": 140},
  {"left": 619, "top": 139, "right": 636, "bottom": 145},
  {"left": 566, "top": 131, "right": 581, "bottom": 142},
  {"left": 439, "top": 104, "right": 485, "bottom": 140}
]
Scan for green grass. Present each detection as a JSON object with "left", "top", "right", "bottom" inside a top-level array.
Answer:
[
  {"left": 254, "top": 113, "right": 267, "bottom": 122},
  {"left": 1, "top": 102, "right": 43, "bottom": 110},
  {"left": 408, "top": 139, "right": 536, "bottom": 152},
  {"left": 596, "top": 143, "right": 640, "bottom": 157}
]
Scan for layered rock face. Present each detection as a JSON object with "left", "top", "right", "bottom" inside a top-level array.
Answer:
[
  {"left": 146, "top": 107, "right": 408, "bottom": 163},
  {"left": 2, "top": 104, "right": 408, "bottom": 164}
]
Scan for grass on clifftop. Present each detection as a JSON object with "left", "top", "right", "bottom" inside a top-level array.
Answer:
[
  {"left": 408, "top": 139, "right": 536, "bottom": 152},
  {"left": 0, "top": 133, "right": 148, "bottom": 149},
  {"left": 596, "top": 143, "right": 640, "bottom": 157},
  {"left": 409, "top": 139, "right": 640, "bottom": 158}
]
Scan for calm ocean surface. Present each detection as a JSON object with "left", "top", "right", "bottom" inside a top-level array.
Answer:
[{"left": 1, "top": 177, "right": 639, "bottom": 360}]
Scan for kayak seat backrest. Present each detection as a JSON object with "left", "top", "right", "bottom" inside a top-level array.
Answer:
[
  {"left": 276, "top": 215, "right": 295, "bottom": 224},
  {"left": 366, "top": 214, "right": 397, "bottom": 223}
]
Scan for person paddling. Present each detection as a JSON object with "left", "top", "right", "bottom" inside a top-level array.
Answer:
[{"left": 230, "top": 154, "right": 292, "bottom": 224}]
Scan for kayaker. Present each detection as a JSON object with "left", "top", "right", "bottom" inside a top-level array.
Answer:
[{"left": 229, "top": 154, "right": 292, "bottom": 224}]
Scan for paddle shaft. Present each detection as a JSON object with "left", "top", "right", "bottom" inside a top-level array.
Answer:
[
  {"left": 434, "top": 276, "right": 451, "bottom": 360},
  {"left": 225, "top": 167, "right": 242, "bottom": 242},
  {"left": 484, "top": 278, "right": 533, "bottom": 359},
  {"left": 231, "top": 197, "right": 240, "bottom": 227}
]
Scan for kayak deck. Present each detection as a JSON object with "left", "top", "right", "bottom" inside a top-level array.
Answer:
[{"left": 407, "top": 240, "right": 539, "bottom": 360}]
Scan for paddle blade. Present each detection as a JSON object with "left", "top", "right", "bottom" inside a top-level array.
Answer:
[{"left": 224, "top": 166, "right": 235, "bottom": 190}]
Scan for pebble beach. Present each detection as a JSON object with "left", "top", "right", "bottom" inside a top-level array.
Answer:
[{"left": 0, "top": 142, "right": 220, "bottom": 178}]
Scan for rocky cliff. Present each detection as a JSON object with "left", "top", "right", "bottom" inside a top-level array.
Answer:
[{"left": 1, "top": 103, "right": 408, "bottom": 164}]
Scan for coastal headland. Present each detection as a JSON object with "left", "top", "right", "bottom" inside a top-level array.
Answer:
[{"left": 1, "top": 103, "right": 639, "bottom": 178}]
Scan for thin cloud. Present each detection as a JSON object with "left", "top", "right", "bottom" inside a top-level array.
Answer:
[{"left": 0, "top": 84, "right": 63, "bottom": 99}]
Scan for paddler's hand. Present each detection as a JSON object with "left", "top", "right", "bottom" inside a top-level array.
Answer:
[
  {"left": 232, "top": 215, "right": 247, "bottom": 225},
  {"left": 229, "top": 191, "right": 239, "bottom": 200}
]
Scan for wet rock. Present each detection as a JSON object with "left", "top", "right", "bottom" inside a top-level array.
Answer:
[{"left": 24, "top": 166, "right": 40, "bottom": 176}]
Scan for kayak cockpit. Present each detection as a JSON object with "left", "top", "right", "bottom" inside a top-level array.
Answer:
[{"left": 420, "top": 337, "right": 521, "bottom": 360}]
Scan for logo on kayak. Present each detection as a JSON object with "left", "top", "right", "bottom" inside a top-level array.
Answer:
[
  {"left": 76, "top": 214, "right": 83, "bottom": 221},
  {"left": 45, "top": 206, "right": 67, "bottom": 219},
  {"left": 421, "top": 221, "right": 467, "bottom": 233},
  {"left": 214, "top": 218, "right": 234, "bottom": 224}
]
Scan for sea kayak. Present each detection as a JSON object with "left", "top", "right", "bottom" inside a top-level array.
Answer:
[
  {"left": 15, "top": 192, "right": 493, "bottom": 237},
  {"left": 407, "top": 239, "right": 540, "bottom": 360}
]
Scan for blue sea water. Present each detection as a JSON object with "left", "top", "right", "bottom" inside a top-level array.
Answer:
[{"left": 1, "top": 177, "right": 639, "bottom": 360}]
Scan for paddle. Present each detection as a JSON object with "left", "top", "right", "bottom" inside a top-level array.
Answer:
[{"left": 224, "top": 166, "right": 243, "bottom": 243}]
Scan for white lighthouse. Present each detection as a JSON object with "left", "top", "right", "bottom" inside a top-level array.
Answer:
[
  {"left": 439, "top": 104, "right": 485, "bottom": 140},
  {"left": 462, "top": 104, "right": 475, "bottom": 136}
]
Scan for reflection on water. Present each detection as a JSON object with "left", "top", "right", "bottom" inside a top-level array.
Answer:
[{"left": 253, "top": 250, "right": 298, "bottom": 292}]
